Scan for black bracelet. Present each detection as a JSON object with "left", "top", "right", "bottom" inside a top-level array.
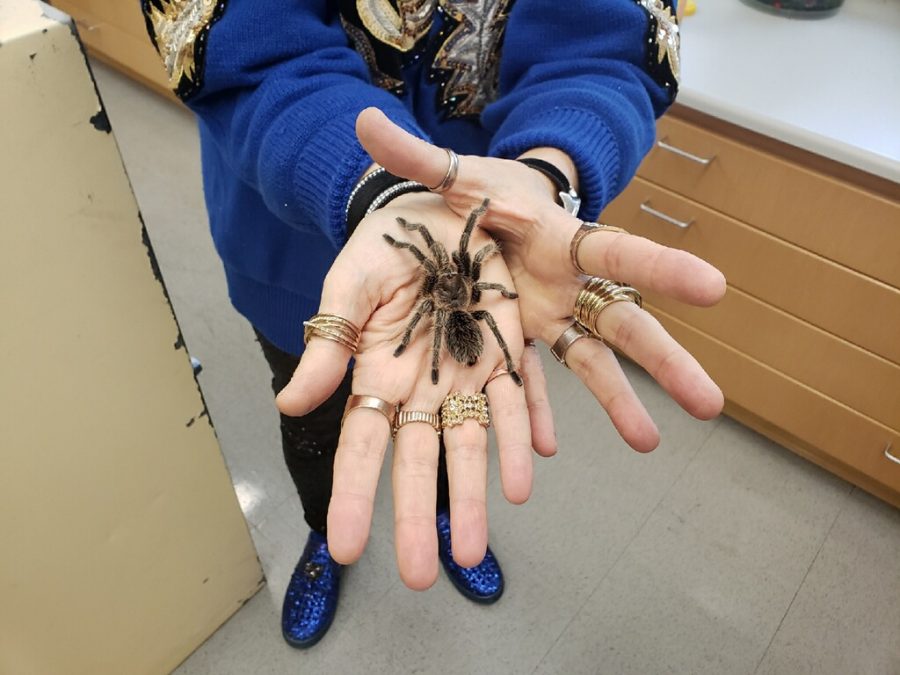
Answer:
[
  {"left": 345, "top": 169, "right": 428, "bottom": 236},
  {"left": 517, "top": 157, "right": 581, "bottom": 216}
]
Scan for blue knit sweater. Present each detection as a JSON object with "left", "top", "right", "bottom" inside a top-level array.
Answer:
[{"left": 142, "top": 0, "right": 679, "bottom": 355}]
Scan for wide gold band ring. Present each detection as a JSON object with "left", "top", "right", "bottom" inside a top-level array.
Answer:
[
  {"left": 550, "top": 322, "right": 591, "bottom": 368},
  {"left": 429, "top": 148, "right": 459, "bottom": 193},
  {"left": 569, "top": 222, "right": 629, "bottom": 276},
  {"left": 342, "top": 394, "right": 397, "bottom": 428},
  {"left": 303, "top": 313, "right": 361, "bottom": 353},
  {"left": 574, "top": 277, "right": 642, "bottom": 340},
  {"left": 440, "top": 392, "right": 490, "bottom": 429},
  {"left": 392, "top": 409, "right": 442, "bottom": 438}
]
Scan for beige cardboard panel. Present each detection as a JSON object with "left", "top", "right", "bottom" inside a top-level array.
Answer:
[{"left": 0, "top": 5, "right": 262, "bottom": 675}]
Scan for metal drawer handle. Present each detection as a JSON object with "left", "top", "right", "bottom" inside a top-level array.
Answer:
[
  {"left": 885, "top": 443, "right": 900, "bottom": 466},
  {"left": 657, "top": 139, "right": 715, "bottom": 166},
  {"left": 640, "top": 201, "right": 694, "bottom": 229}
]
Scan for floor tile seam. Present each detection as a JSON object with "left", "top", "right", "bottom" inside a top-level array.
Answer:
[
  {"left": 528, "top": 416, "right": 724, "bottom": 674},
  {"left": 751, "top": 485, "right": 855, "bottom": 674},
  {"left": 249, "top": 493, "right": 294, "bottom": 532}
]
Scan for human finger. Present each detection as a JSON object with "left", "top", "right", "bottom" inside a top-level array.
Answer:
[
  {"left": 441, "top": 393, "right": 489, "bottom": 568},
  {"left": 356, "top": 107, "right": 451, "bottom": 191},
  {"left": 574, "top": 226, "right": 726, "bottom": 307},
  {"left": 391, "top": 418, "right": 441, "bottom": 591},
  {"left": 594, "top": 301, "right": 725, "bottom": 421},
  {"left": 485, "top": 366, "right": 533, "bottom": 505},
  {"left": 275, "top": 270, "right": 374, "bottom": 417},
  {"left": 560, "top": 328, "right": 661, "bottom": 453},
  {"left": 326, "top": 400, "right": 393, "bottom": 564},
  {"left": 519, "top": 344, "right": 557, "bottom": 457}
]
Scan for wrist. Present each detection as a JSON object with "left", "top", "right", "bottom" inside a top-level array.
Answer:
[
  {"left": 517, "top": 148, "right": 578, "bottom": 192},
  {"left": 516, "top": 148, "right": 581, "bottom": 216}
]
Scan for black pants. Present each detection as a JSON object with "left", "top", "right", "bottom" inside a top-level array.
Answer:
[{"left": 256, "top": 330, "right": 450, "bottom": 534}]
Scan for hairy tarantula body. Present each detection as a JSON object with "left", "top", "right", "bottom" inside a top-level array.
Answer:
[{"left": 383, "top": 200, "right": 522, "bottom": 386}]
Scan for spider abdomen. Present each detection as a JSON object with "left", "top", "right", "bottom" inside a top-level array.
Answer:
[{"left": 446, "top": 310, "right": 483, "bottom": 366}]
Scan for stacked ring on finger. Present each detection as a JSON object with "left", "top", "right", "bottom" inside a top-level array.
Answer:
[
  {"left": 392, "top": 408, "right": 442, "bottom": 438},
  {"left": 303, "top": 313, "right": 362, "bottom": 352},
  {"left": 569, "top": 222, "right": 629, "bottom": 276},
  {"left": 428, "top": 148, "right": 459, "bottom": 193},
  {"left": 440, "top": 392, "right": 491, "bottom": 430},
  {"left": 574, "top": 278, "right": 642, "bottom": 339}
]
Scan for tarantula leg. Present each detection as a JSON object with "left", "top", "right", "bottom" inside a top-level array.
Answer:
[
  {"left": 457, "top": 198, "right": 490, "bottom": 276},
  {"left": 472, "top": 310, "right": 523, "bottom": 387},
  {"left": 394, "top": 299, "right": 434, "bottom": 357},
  {"left": 471, "top": 241, "right": 500, "bottom": 283},
  {"left": 431, "top": 309, "right": 447, "bottom": 385},
  {"left": 397, "top": 218, "right": 450, "bottom": 267},
  {"left": 383, "top": 234, "right": 437, "bottom": 275},
  {"left": 474, "top": 282, "right": 518, "bottom": 300}
]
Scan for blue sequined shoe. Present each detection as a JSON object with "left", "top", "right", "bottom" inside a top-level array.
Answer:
[
  {"left": 281, "top": 530, "right": 342, "bottom": 648},
  {"left": 436, "top": 509, "right": 504, "bottom": 604}
]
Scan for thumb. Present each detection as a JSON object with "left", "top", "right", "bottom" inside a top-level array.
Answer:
[
  {"left": 275, "top": 273, "right": 373, "bottom": 417},
  {"left": 356, "top": 107, "right": 450, "bottom": 189}
]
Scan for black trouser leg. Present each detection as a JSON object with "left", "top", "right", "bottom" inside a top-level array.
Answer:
[{"left": 254, "top": 329, "right": 450, "bottom": 534}]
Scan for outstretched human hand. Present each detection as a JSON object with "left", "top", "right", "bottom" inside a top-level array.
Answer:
[
  {"left": 276, "top": 193, "right": 551, "bottom": 590},
  {"left": 356, "top": 107, "right": 727, "bottom": 453}
]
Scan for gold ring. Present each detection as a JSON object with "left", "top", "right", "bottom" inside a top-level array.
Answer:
[
  {"left": 429, "top": 148, "right": 459, "bottom": 193},
  {"left": 440, "top": 392, "right": 490, "bottom": 429},
  {"left": 342, "top": 394, "right": 397, "bottom": 428},
  {"left": 485, "top": 366, "right": 511, "bottom": 386},
  {"left": 303, "top": 313, "right": 361, "bottom": 352},
  {"left": 550, "top": 322, "right": 591, "bottom": 368},
  {"left": 569, "top": 222, "right": 629, "bottom": 275},
  {"left": 573, "top": 277, "right": 642, "bottom": 339},
  {"left": 392, "top": 409, "right": 442, "bottom": 438}
]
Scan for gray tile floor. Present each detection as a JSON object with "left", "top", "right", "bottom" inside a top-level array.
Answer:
[{"left": 91, "top": 61, "right": 900, "bottom": 675}]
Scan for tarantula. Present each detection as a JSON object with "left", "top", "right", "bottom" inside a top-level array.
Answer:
[{"left": 384, "top": 199, "right": 523, "bottom": 386}]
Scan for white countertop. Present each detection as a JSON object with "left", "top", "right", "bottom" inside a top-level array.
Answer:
[{"left": 678, "top": 0, "right": 900, "bottom": 183}]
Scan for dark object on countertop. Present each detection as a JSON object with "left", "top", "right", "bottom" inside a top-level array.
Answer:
[{"left": 742, "top": 0, "right": 844, "bottom": 18}]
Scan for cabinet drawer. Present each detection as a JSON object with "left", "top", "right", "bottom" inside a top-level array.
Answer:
[
  {"left": 638, "top": 115, "right": 900, "bottom": 289},
  {"left": 652, "top": 308, "right": 900, "bottom": 502},
  {"left": 644, "top": 287, "right": 900, "bottom": 432},
  {"left": 601, "top": 178, "right": 900, "bottom": 365}
]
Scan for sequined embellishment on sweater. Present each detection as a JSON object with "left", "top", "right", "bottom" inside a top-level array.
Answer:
[
  {"left": 636, "top": 0, "right": 680, "bottom": 97},
  {"left": 355, "top": 0, "right": 436, "bottom": 52},
  {"left": 141, "top": 0, "right": 227, "bottom": 100},
  {"left": 429, "top": 0, "right": 514, "bottom": 118},
  {"left": 340, "top": 0, "right": 514, "bottom": 119}
]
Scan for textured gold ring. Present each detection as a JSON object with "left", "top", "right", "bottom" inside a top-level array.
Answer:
[
  {"left": 569, "top": 222, "right": 629, "bottom": 275},
  {"left": 550, "top": 322, "right": 591, "bottom": 368},
  {"left": 303, "top": 313, "right": 361, "bottom": 353},
  {"left": 440, "top": 392, "right": 490, "bottom": 429},
  {"left": 574, "top": 277, "right": 642, "bottom": 340},
  {"left": 342, "top": 394, "right": 397, "bottom": 428},
  {"left": 392, "top": 409, "right": 442, "bottom": 438},
  {"left": 485, "top": 366, "right": 511, "bottom": 386},
  {"left": 429, "top": 148, "right": 459, "bottom": 193}
]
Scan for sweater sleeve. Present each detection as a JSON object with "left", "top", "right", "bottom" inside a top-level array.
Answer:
[
  {"left": 142, "top": 0, "right": 429, "bottom": 247},
  {"left": 482, "top": 0, "right": 679, "bottom": 221}
]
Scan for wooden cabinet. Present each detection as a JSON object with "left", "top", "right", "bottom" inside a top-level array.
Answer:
[
  {"left": 49, "top": 0, "right": 176, "bottom": 101},
  {"left": 602, "top": 105, "right": 900, "bottom": 508}
]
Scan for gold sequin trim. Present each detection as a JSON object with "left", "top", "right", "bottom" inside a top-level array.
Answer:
[
  {"left": 142, "top": 0, "right": 227, "bottom": 99},
  {"left": 356, "top": 0, "right": 436, "bottom": 52},
  {"left": 636, "top": 0, "right": 680, "bottom": 92}
]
